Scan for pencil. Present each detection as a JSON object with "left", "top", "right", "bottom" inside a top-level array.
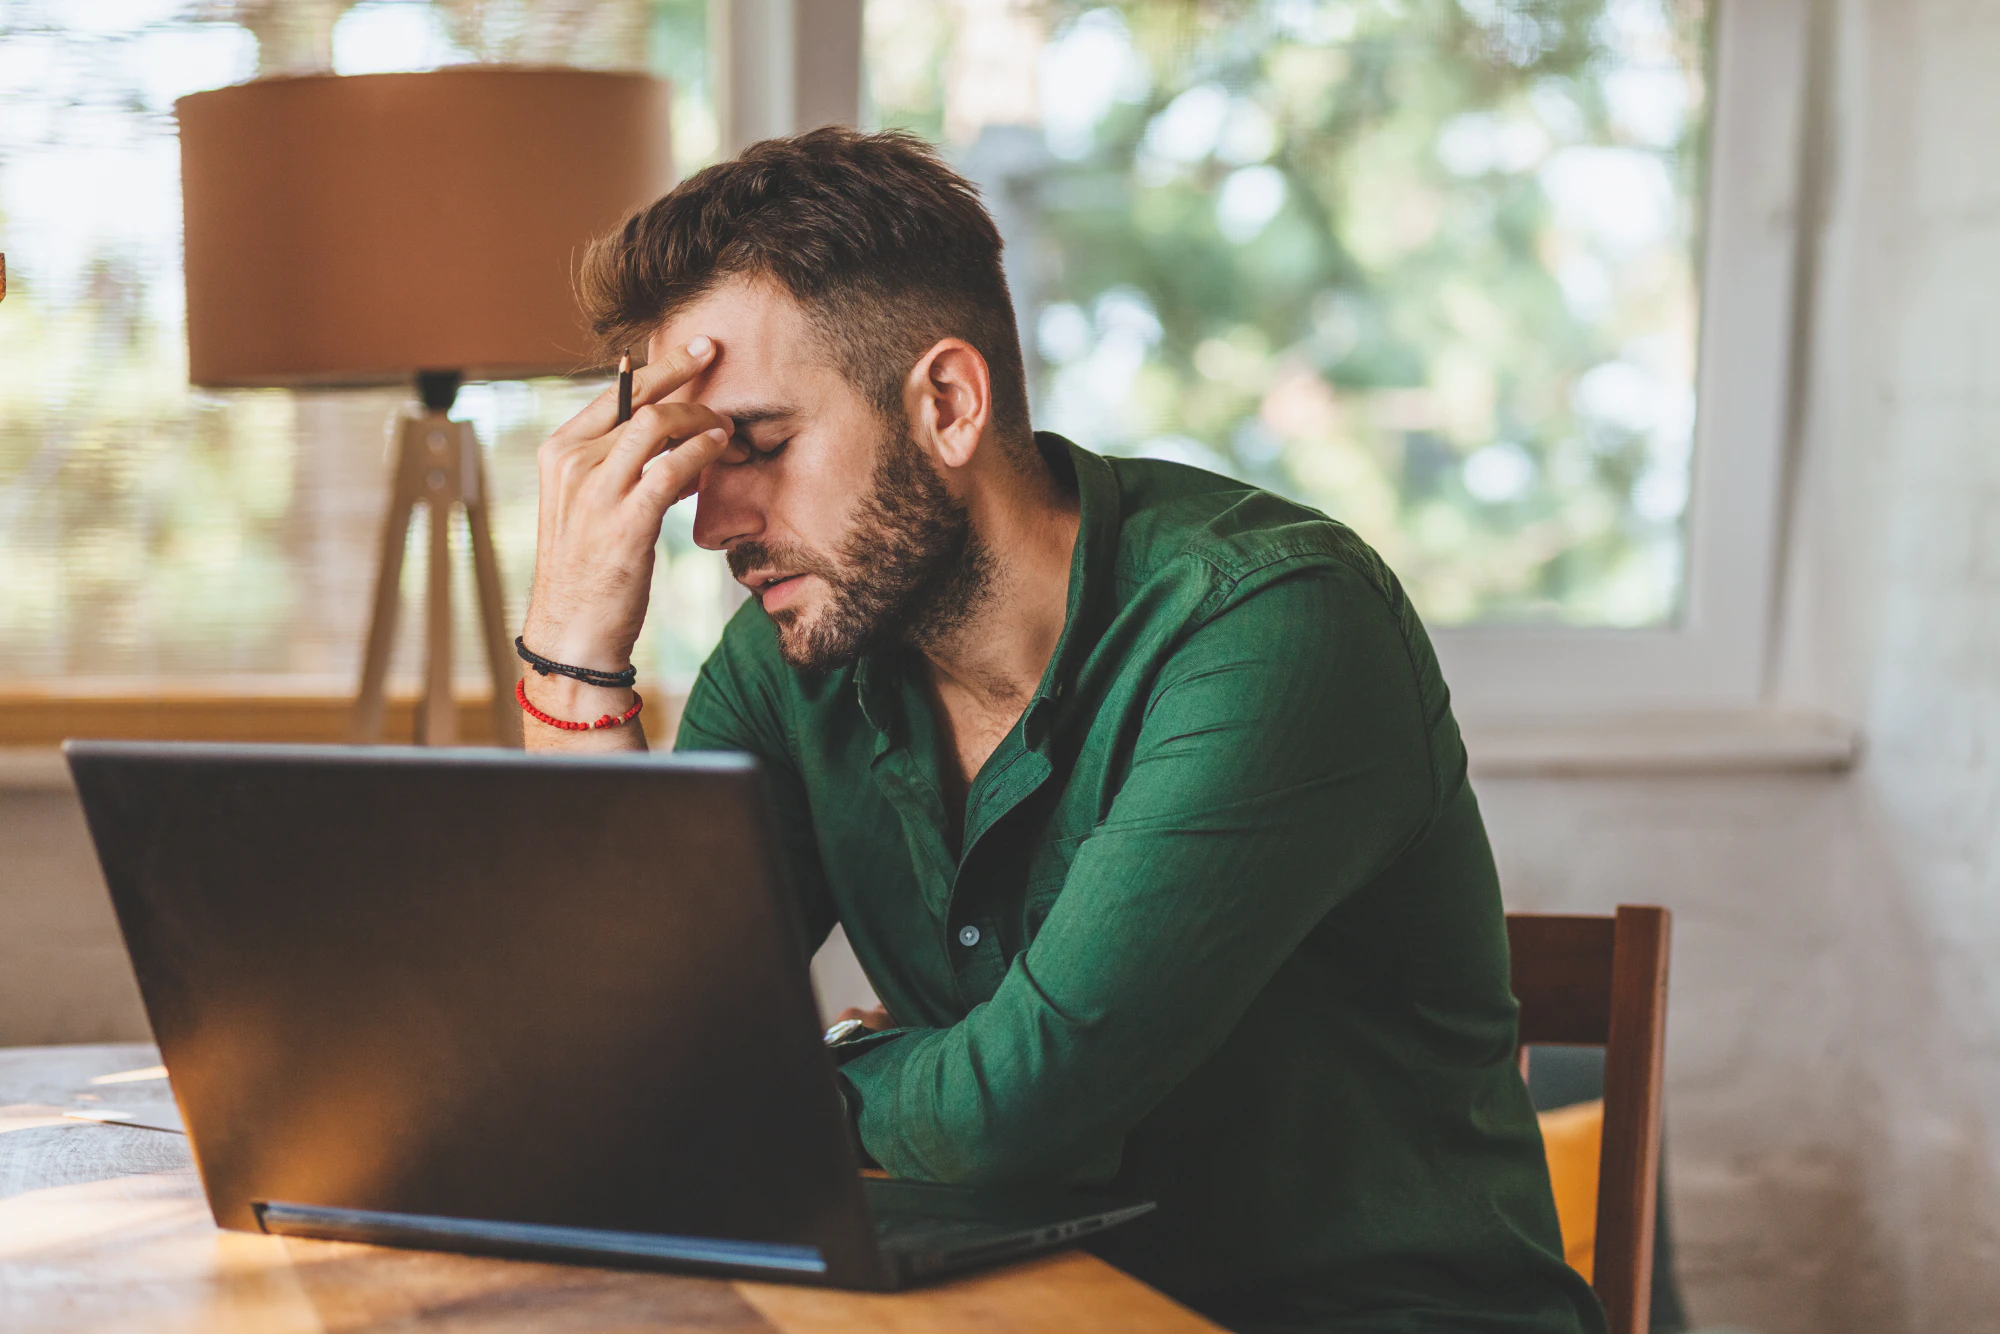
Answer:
[{"left": 615, "top": 349, "right": 633, "bottom": 425}]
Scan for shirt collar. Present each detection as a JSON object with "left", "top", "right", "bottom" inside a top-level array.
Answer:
[{"left": 1029, "top": 433, "right": 1120, "bottom": 709}]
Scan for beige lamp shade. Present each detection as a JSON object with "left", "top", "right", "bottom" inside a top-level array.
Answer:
[{"left": 177, "top": 68, "right": 673, "bottom": 387}]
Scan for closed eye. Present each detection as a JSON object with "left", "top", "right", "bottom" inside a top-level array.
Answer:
[{"left": 748, "top": 437, "right": 791, "bottom": 462}]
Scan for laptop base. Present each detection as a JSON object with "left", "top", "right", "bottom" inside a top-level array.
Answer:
[{"left": 256, "top": 1179, "right": 1155, "bottom": 1290}]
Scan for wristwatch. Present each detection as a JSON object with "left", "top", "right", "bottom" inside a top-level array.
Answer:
[{"left": 822, "top": 1017, "right": 871, "bottom": 1047}]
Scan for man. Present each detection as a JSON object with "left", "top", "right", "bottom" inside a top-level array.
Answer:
[{"left": 520, "top": 127, "right": 1602, "bottom": 1333}]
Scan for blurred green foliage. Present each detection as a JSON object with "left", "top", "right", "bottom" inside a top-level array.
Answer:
[{"left": 871, "top": 0, "right": 1709, "bottom": 626}]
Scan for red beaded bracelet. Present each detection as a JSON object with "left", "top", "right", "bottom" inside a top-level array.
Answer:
[{"left": 515, "top": 677, "right": 644, "bottom": 731}]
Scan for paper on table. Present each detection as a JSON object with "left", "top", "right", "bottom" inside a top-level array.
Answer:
[
  {"left": 63, "top": 1104, "right": 185, "bottom": 1135},
  {"left": 90, "top": 1064, "right": 168, "bottom": 1085}
]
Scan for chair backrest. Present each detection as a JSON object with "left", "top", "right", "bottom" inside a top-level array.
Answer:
[{"left": 1506, "top": 906, "right": 1672, "bottom": 1334}]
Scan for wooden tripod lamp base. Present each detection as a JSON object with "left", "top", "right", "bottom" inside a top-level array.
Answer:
[{"left": 350, "top": 374, "right": 522, "bottom": 748}]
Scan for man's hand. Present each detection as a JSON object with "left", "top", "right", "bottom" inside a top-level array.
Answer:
[
  {"left": 517, "top": 337, "right": 730, "bottom": 750},
  {"left": 523, "top": 336, "right": 730, "bottom": 674},
  {"left": 834, "top": 1005, "right": 895, "bottom": 1032}
]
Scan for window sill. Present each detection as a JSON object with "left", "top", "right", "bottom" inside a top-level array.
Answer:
[
  {"left": 0, "top": 685, "right": 682, "bottom": 789},
  {"left": 0, "top": 687, "right": 514, "bottom": 751},
  {"left": 1462, "top": 709, "right": 1860, "bottom": 778},
  {"left": 0, "top": 702, "right": 1859, "bottom": 792}
]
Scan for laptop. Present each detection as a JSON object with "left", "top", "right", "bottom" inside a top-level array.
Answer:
[{"left": 65, "top": 740, "right": 1153, "bottom": 1289}]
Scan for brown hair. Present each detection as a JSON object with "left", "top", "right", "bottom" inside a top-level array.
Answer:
[{"left": 579, "top": 126, "right": 1032, "bottom": 452}]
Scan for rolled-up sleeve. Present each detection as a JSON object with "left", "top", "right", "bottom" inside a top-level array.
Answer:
[{"left": 837, "top": 560, "right": 1447, "bottom": 1186}]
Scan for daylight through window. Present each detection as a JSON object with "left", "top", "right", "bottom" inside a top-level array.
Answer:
[{"left": 867, "top": 0, "right": 1709, "bottom": 627}]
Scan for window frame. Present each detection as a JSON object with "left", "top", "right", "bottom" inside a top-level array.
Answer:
[{"left": 750, "top": 0, "right": 1814, "bottom": 725}]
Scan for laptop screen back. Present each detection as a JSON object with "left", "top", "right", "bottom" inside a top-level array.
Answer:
[{"left": 66, "top": 742, "right": 880, "bottom": 1281}]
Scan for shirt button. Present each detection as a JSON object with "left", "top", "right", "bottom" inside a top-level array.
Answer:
[{"left": 957, "top": 924, "right": 981, "bottom": 948}]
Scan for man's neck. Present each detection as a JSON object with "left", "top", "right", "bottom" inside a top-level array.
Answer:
[{"left": 917, "top": 453, "right": 1081, "bottom": 717}]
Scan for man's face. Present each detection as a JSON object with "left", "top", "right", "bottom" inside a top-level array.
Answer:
[{"left": 650, "top": 276, "right": 986, "bottom": 671}]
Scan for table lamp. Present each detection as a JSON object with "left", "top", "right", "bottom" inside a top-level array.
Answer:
[{"left": 176, "top": 68, "right": 673, "bottom": 746}]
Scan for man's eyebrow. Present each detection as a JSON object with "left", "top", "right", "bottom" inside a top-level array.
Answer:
[{"left": 713, "top": 405, "right": 796, "bottom": 434}]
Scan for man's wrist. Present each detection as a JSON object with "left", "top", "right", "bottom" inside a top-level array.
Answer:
[
  {"left": 518, "top": 672, "right": 638, "bottom": 722},
  {"left": 518, "top": 617, "right": 634, "bottom": 678}
]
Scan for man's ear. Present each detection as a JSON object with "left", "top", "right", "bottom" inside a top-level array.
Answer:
[{"left": 906, "top": 338, "right": 993, "bottom": 470}]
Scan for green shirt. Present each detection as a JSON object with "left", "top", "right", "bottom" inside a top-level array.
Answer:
[{"left": 677, "top": 435, "right": 1603, "bottom": 1333}]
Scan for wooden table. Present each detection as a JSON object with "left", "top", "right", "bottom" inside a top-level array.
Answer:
[{"left": 1, "top": 1044, "right": 1220, "bottom": 1333}]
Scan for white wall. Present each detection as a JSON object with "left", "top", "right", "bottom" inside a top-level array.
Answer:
[
  {"left": 0, "top": 783, "right": 147, "bottom": 1044},
  {"left": 1480, "top": 774, "right": 1992, "bottom": 1331}
]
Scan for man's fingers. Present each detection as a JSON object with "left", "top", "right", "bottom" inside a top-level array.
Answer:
[
  {"left": 570, "top": 335, "right": 718, "bottom": 438},
  {"left": 634, "top": 426, "right": 730, "bottom": 511},
  {"left": 627, "top": 334, "right": 717, "bottom": 411},
  {"left": 539, "top": 431, "right": 617, "bottom": 496},
  {"left": 607, "top": 401, "right": 732, "bottom": 483}
]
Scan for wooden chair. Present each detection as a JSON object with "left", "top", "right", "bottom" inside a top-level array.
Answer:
[{"left": 1507, "top": 906, "right": 1672, "bottom": 1334}]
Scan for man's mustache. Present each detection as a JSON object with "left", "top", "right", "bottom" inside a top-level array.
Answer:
[{"left": 728, "top": 539, "right": 840, "bottom": 584}]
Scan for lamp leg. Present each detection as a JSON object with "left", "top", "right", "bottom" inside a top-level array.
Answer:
[
  {"left": 420, "top": 468, "right": 456, "bottom": 746},
  {"left": 461, "top": 434, "right": 522, "bottom": 748},
  {"left": 351, "top": 419, "right": 422, "bottom": 744},
  {"left": 355, "top": 412, "right": 519, "bottom": 748}
]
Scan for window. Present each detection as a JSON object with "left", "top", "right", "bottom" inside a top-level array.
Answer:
[
  {"left": 0, "top": 0, "right": 726, "bottom": 696},
  {"left": 3, "top": 0, "right": 1805, "bottom": 724},
  {"left": 874, "top": 0, "right": 1708, "bottom": 631},
  {"left": 854, "top": 0, "right": 1804, "bottom": 718}
]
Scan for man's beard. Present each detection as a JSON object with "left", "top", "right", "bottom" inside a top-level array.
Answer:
[{"left": 726, "top": 426, "right": 993, "bottom": 673}]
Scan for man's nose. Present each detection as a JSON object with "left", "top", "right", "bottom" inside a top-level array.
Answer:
[{"left": 690, "top": 462, "right": 765, "bottom": 552}]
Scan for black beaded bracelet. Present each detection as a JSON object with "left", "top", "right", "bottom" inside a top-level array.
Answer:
[{"left": 514, "top": 636, "right": 638, "bottom": 688}]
